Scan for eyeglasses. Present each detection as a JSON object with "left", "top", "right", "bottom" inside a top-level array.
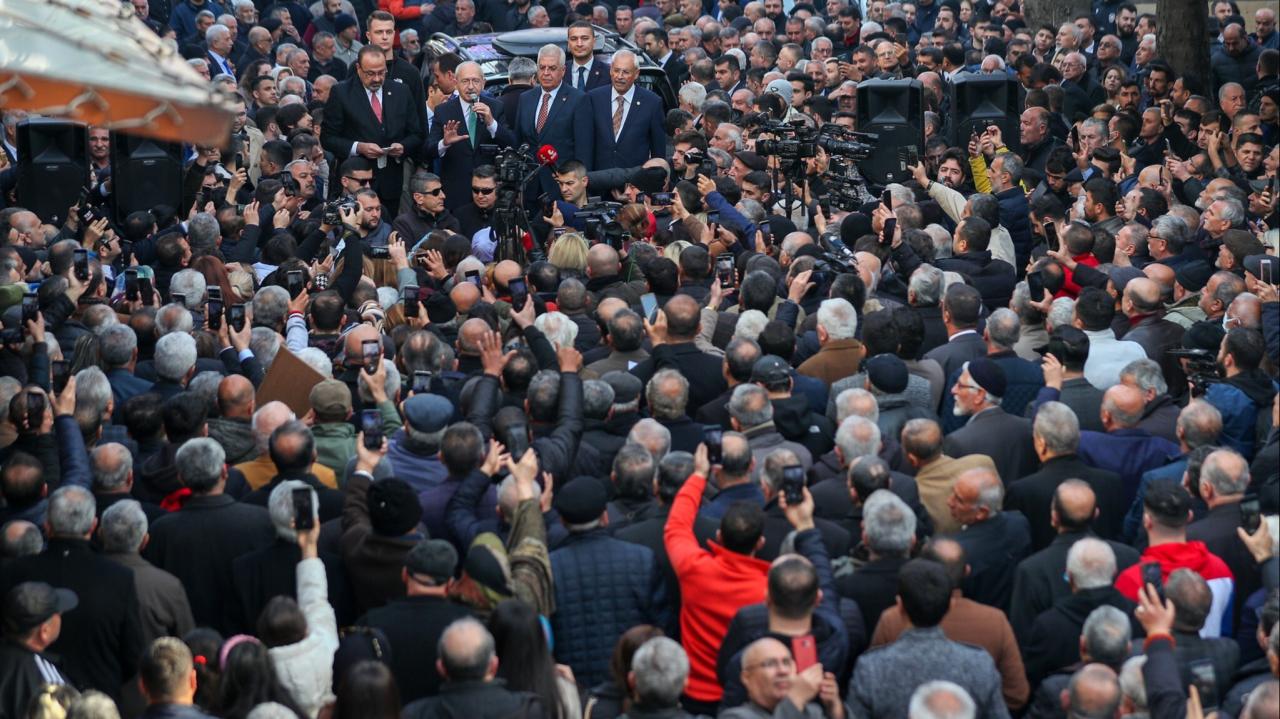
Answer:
[
  {"left": 471, "top": 186, "right": 495, "bottom": 195},
  {"left": 344, "top": 176, "right": 372, "bottom": 186},
  {"left": 745, "top": 656, "right": 795, "bottom": 672}
]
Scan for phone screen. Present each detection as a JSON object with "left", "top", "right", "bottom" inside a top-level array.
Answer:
[
  {"left": 1141, "top": 562, "right": 1164, "bottom": 600},
  {"left": 782, "top": 465, "right": 805, "bottom": 505},
  {"left": 206, "top": 300, "right": 223, "bottom": 330},
  {"left": 465, "top": 269, "right": 482, "bottom": 288},
  {"left": 640, "top": 292, "right": 659, "bottom": 322},
  {"left": 703, "top": 425, "right": 723, "bottom": 464},
  {"left": 125, "top": 270, "right": 139, "bottom": 302},
  {"left": 1027, "top": 271, "right": 1046, "bottom": 302},
  {"left": 412, "top": 371, "right": 432, "bottom": 394},
  {"left": 286, "top": 270, "right": 305, "bottom": 299},
  {"left": 362, "top": 339, "right": 381, "bottom": 374},
  {"left": 404, "top": 285, "right": 420, "bottom": 318},
  {"left": 361, "top": 409, "right": 383, "bottom": 450},
  {"left": 139, "top": 277, "right": 155, "bottom": 306},
  {"left": 21, "top": 293, "right": 38, "bottom": 326},
  {"left": 74, "top": 249, "right": 90, "bottom": 281},
  {"left": 292, "top": 488, "right": 315, "bottom": 531},
  {"left": 651, "top": 192, "right": 674, "bottom": 207},
  {"left": 1240, "top": 496, "right": 1262, "bottom": 533},
  {"left": 880, "top": 217, "right": 896, "bottom": 245},
  {"left": 51, "top": 360, "right": 70, "bottom": 393},
  {"left": 227, "top": 303, "right": 245, "bottom": 331},
  {"left": 716, "top": 255, "right": 735, "bottom": 289},
  {"left": 1043, "top": 222, "right": 1058, "bottom": 252},
  {"left": 508, "top": 277, "right": 529, "bottom": 312},
  {"left": 1189, "top": 659, "right": 1218, "bottom": 711},
  {"left": 881, "top": 189, "right": 893, "bottom": 208},
  {"left": 207, "top": 286, "right": 222, "bottom": 302}
]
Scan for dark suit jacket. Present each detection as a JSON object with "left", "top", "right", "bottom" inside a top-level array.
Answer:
[
  {"left": 836, "top": 556, "right": 909, "bottom": 637},
  {"left": 516, "top": 84, "right": 593, "bottom": 198},
  {"left": 951, "top": 510, "right": 1032, "bottom": 612},
  {"left": 923, "top": 331, "right": 987, "bottom": 389},
  {"left": 942, "top": 406, "right": 1039, "bottom": 485},
  {"left": 566, "top": 59, "right": 611, "bottom": 92},
  {"left": 321, "top": 78, "right": 425, "bottom": 211},
  {"left": 660, "top": 53, "right": 688, "bottom": 88},
  {"left": 1023, "top": 586, "right": 1137, "bottom": 687},
  {"left": 614, "top": 505, "right": 717, "bottom": 639},
  {"left": 358, "top": 595, "right": 475, "bottom": 702},
  {"left": 1188, "top": 502, "right": 1261, "bottom": 632},
  {"left": 1008, "top": 531, "right": 1140, "bottom": 641},
  {"left": 240, "top": 473, "right": 346, "bottom": 523},
  {"left": 2, "top": 539, "right": 143, "bottom": 700},
  {"left": 582, "top": 85, "right": 667, "bottom": 171},
  {"left": 426, "top": 94, "right": 517, "bottom": 211},
  {"left": 1123, "top": 314, "right": 1189, "bottom": 399},
  {"left": 1005, "top": 454, "right": 1126, "bottom": 550},
  {"left": 231, "top": 539, "right": 354, "bottom": 633},
  {"left": 496, "top": 83, "right": 531, "bottom": 133},
  {"left": 758, "top": 501, "right": 850, "bottom": 562},
  {"left": 143, "top": 493, "right": 275, "bottom": 634}
]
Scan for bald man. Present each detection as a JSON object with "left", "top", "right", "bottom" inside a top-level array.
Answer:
[
  {"left": 630, "top": 294, "right": 728, "bottom": 410},
  {"left": 945, "top": 468, "right": 1031, "bottom": 612},
  {"left": 901, "top": 418, "right": 998, "bottom": 535},
  {"left": 208, "top": 375, "right": 258, "bottom": 465},
  {"left": 449, "top": 282, "right": 481, "bottom": 316},
  {"left": 1076, "top": 385, "right": 1181, "bottom": 505},
  {"left": 455, "top": 318, "right": 491, "bottom": 374},
  {"left": 1120, "top": 277, "right": 1189, "bottom": 396},
  {"left": 584, "top": 244, "right": 643, "bottom": 308},
  {"left": 1009, "top": 479, "right": 1141, "bottom": 641}
]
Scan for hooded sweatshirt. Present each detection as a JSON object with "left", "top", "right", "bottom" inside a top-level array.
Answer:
[{"left": 1115, "top": 541, "right": 1234, "bottom": 638}]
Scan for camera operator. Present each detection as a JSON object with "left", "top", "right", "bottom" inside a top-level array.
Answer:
[
  {"left": 672, "top": 130, "right": 710, "bottom": 182},
  {"left": 392, "top": 170, "right": 460, "bottom": 247}
]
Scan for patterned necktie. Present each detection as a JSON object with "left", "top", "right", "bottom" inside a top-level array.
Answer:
[
  {"left": 370, "top": 90, "right": 382, "bottom": 123},
  {"left": 536, "top": 92, "right": 551, "bottom": 133},
  {"left": 578, "top": 66, "right": 586, "bottom": 90},
  {"left": 612, "top": 95, "right": 625, "bottom": 137},
  {"left": 466, "top": 105, "right": 477, "bottom": 147}
]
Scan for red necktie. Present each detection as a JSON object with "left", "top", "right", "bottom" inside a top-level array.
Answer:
[
  {"left": 536, "top": 92, "right": 551, "bottom": 133},
  {"left": 370, "top": 91, "right": 383, "bottom": 123}
]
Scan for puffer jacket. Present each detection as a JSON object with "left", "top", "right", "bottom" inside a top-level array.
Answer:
[
  {"left": 549, "top": 528, "right": 666, "bottom": 688},
  {"left": 995, "top": 187, "right": 1034, "bottom": 269},
  {"left": 269, "top": 558, "right": 339, "bottom": 718},
  {"left": 1204, "top": 370, "right": 1278, "bottom": 462}
]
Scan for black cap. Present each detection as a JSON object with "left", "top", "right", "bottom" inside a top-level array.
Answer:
[
  {"left": 553, "top": 477, "right": 609, "bottom": 525},
  {"left": 964, "top": 357, "right": 1007, "bottom": 398},
  {"left": 1183, "top": 321, "right": 1225, "bottom": 351},
  {"left": 367, "top": 478, "right": 424, "bottom": 536},
  {"left": 2, "top": 582, "right": 77, "bottom": 636},
  {"left": 602, "top": 371, "right": 642, "bottom": 405},
  {"left": 1174, "top": 260, "right": 1214, "bottom": 293},
  {"left": 405, "top": 539, "right": 458, "bottom": 583},
  {"left": 751, "top": 355, "right": 792, "bottom": 384},
  {"left": 864, "top": 354, "right": 909, "bottom": 394}
]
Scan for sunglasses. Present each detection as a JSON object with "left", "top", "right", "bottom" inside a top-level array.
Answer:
[
  {"left": 344, "top": 176, "right": 372, "bottom": 186},
  {"left": 420, "top": 187, "right": 444, "bottom": 196},
  {"left": 471, "top": 186, "right": 495, "bottom": 195}
]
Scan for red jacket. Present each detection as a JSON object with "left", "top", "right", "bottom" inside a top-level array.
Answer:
[
  {"left": 663, "top": 472, "right": 770, "bottom": 702},
  {"left": 1115, "top": 541, "right": 1235, "bottom": 637},
  {"left": 1059, "top": 253, "right": 1100, "bottom": 298}
]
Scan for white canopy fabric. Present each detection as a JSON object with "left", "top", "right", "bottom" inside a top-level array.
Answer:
[{"left": 0, "top": 0, "right": 236, "bottom": 145}]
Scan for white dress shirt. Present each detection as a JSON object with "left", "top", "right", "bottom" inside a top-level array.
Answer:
[
  {"left": 349, "top": 87, "right": 384, "bottom": 157},
  {"left": 609, "top": 85, "right": 637, "bottom": 140}
]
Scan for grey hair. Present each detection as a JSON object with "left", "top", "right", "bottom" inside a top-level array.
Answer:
[
  {"left": 65, "top": 689, "right": 121, "bottom": 719},
  {"left": 1082, "top": 606, "right": 1132, "bottom": 665},
  {"left": 1215, "top": 199, "right": 1245, "bottom": 227},
  {"left": 1066, "top": 538, "right": 1117, "bottom": 589},
  {"left": 631, "top": 637, "right": 690, "bottom": 707},
  {"left": 1176, "top": 400, "right": 1222, "bottom": 449},
  {"left": 863, "top": 489, "right": 916, "bottom": 557},
  {"left": 90, "top": 443, "right": 133, "bottom": 492},
  {"left": 156, "top": 303, "right": 194, "bottom": 335},
  {"left": 48, "top": 485, "right": 96, "bottom": 537},
  {"left": 252, "top": 285, "right": 290, "bottom": 330},
  {"left": 1150, "top": 214, "right": 1189, "bottom": 251},
  {"left": 909, "top": 264, "right": 944, "bottom": 306},
  {"left": 355, "top": 358, "right": 400, "bottom": 405},
  {"left": 679, "top": 82, "right": 707, "bottom": 112},
  {"left": 582, "top": 380, "right": 615, "bottom": 420},
  {"left": 249, "top": 328, "right": 282, "bottom": 372},
  {"left": 187, "top": 214, "right": 221, "bottom": 257},
  {"left": 244, "top": 704, "right": 297, "bottom": 719},
  {"left": 908, "top": 680, "right": 976, "bottom": 719},
  {"left": 1118, "top": 656, "right": 1147, "bottom": 712},
  {"left": 296, "top": 347, "right": 333, "bottom": 378},
  {"left": 835, "top": 388, "right": 879, "bottom": 424},
  {"left": 985, "top": 308, "right": 1020, "bottom": 349},
  {"left": 527, "top": 5, "right": 547, "bottom": 19},
  {"left": 98, "top": 324, "right": 138, "bottom": 368},
  {"left": 1, "top": 520, "right": 42, "bottom": 558},
  {"left": 729, "top": 383, "right": 773, "bottom": 428},
  {"left": 1243, "top": 680, "right": 1279, "bottom": 719},
  {"left": 99, "top": 500, "right": 148, "bottom": 553},
  {"left": 187, "top": 371, "right": 223, "bottom": 416},
  {"left": 268, "top": 479, "right": 318, "bottom": 542},
  {"left": 647, "top": 369, "right": 689, "bottom": 421},
  {"left": 760, "top": 448, "right": 801, "bottom": 494},
  {"left": 817, "top": 298, "right": 858, "bottom": 340},
  {"left": 82, "top": 305, "right": 118, "bottom": 333},
  {"left": 1047, "top": 297, "right": 1076, "bottom": 331},
  {"left": 1201, "top": 448, "right": 1250, "bottom": 496},
  {"left": 174, "top": 438, "right": 226, "bottom": 493},
  {"left": 534, "top": 311, "right": 579, "bottom": 350},
  {"left": 836, "top": 416, "right": 881, "bottom": 462},
  {"left": 497, "top": 474, "right": 542, "bottom": 519},
  {"left": 1119, "top": 358, "right": 1167, "bottom": 395},
  {"left": 1033, "top": 401, "right": 1080, "bottom": 455},
  {"left": 206, "top": 23, "right": 232, "bottom": 43},
  {"left": 74, "top": 367, "right": 112, "bottom": 417},
  {"left": 508, "top": 56, "right": 536, "bottom": 82},
  {"left": 154, "top": 332, "right": 197, "bottom": 383},
  {"left": 733, "top": 310, "right": 769, "bottom": 342},
  {"left": 613, "top": 48, "right": 639, "bottom": 68},
  {"left": 627, "top": 418, "right": 672, "bottom": 460},
  {"left": 537, "top": 43, "right": 566, "bottom": 66}
]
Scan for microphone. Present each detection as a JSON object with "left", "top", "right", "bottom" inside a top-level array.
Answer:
[{"left": 536, "top": 144, "right": 559, "bottom": 167}]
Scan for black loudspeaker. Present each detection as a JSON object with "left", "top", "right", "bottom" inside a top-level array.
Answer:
[
  {"left": 948, "top": 74, "right": 1022, "bottom": 154},
  {"left": 855, "top": 79, "right": 925, "bottom": 187},
  {"left": 111, "top": 132, "right": 183, "bottom": 223},
  {"left": 16, "top": 120, "right": 88, "bottom": 226}
]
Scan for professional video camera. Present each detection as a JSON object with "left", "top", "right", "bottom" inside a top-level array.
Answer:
[
  {"left": 477, "top": 143, "right": 548, "bottom": 263},
  {"left": 680, "top": 148, "right": 718, "bottom": 178},
  {"left": 1167, "top": 348, "right": 1222, "bottom": 397},
  {"left": 751, "top": 119, "right": 878, "bottom": 217},
  {"left": 575, "top": 200, "right": 629, "bottom": 249}
]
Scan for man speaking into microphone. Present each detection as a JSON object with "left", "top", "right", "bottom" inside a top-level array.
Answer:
[
  {"left": 426, "top": 60, "right": 516, "bottom": 212},
  {"left": 517, "top": 43, "right": 592, "bottom": 200}
]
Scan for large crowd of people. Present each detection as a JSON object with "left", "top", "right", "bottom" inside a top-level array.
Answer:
[{"left": 0, "top": 0, "right": 1278, "bottom": 717}]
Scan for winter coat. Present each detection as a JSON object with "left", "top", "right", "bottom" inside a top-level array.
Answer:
[
  {"left": 268, "top": 558, "right": 339, "bottom": 718},
  {"left": 1115, "top": 541, "right": 1236, "bottom": 637}
]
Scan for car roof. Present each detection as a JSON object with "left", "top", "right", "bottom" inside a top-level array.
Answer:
[{"left": 426, "top": 24, "right": 661, "bottom": 79}]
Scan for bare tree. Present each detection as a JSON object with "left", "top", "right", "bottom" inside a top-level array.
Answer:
[
  {"left": 1022, "top": 0, "right": 1091, "bottom": 31},
  {"left": 1157, "top": 0, "right": 1211, "bottom": 83}
]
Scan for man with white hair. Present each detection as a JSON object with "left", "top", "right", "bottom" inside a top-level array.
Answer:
[
  {"left": 425, "top": 59, "right": 516, "bottom": 211},
  {"left": 100, "top": 500, "right": 195, "bottom": 646},
  {"left": 909, "top": 681, "right": 976, "bottom": 719},
  {"left": 583, "top": 48, "right": 667, "bottom": 170},
  {"left": 205, "top": 22, "right": 236, "bottom": 76},
  {"left": 151, "top": 333, "right": 198, "bottom": 400},
  {"left": 797, "top": 299, "right": 865, "bottom": 386},
  {"left": 517, "top": 43, "right": 592, "bottom": 199},
  {"left": 233, "top": 401, "right": 338, "bottom": 492},
  {"left": 1022, "top": 539, "right": 1135, "bottom": 687}
]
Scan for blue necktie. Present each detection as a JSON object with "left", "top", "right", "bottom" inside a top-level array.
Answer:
[{"left": 578, "top": 66, "right": 586, "bottom": 90}]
